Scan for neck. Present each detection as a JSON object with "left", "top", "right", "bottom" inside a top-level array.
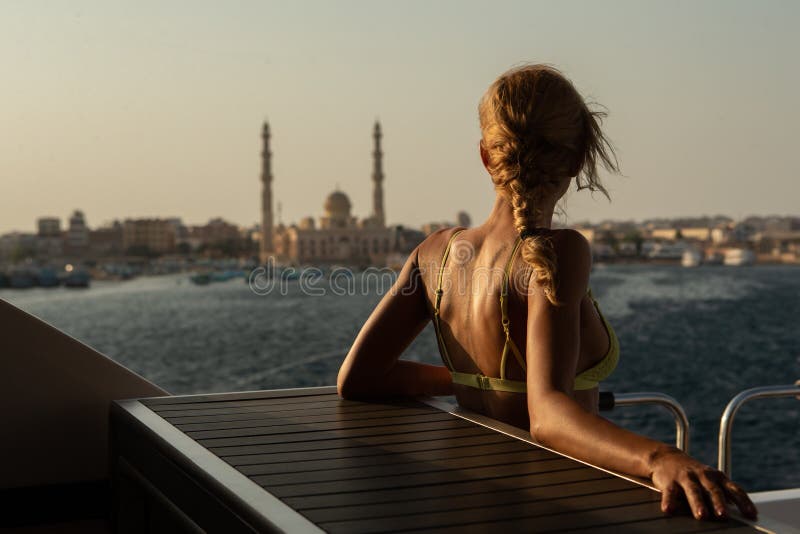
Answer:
[{"left": 485, "top": 192, "right": 557, "bottom": 232}]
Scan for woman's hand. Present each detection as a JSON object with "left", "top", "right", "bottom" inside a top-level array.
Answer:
[{"left": 649, "top": 446, "right": 758, "bottom": 521}]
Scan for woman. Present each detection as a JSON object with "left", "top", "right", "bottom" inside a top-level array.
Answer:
[{"left": 337, "top": 64, "right": 758, "bottom": 522}]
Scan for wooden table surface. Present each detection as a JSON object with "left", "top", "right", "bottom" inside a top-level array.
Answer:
[{"left": 110, "top": 386, "right": 764, "bottom": 533}]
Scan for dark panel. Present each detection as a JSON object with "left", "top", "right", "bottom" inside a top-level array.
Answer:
[
  {"left": 116, "top": 457, "right": 205, "bottom": 534},
  {"left": 210, "top": 426, "right": 494, "bottom": 457},
  {"left": 320, "top": 487, "right": 656, "bottom": 534},
  {"left": 244, "top": 449, "right": 553, "bottom": 483},
  {"left": 0, "top": 480, "right": 109, "bottom": 528},
  {"left": 221, "top": 433, "right": 513, "bottom": 466},
  {"left": 304, "top": 476, "right": 636, "bottom": 523},
  {"left": 263, "top": 458, "right": 579, "bottom": 497},
  {"left": 227, "top": 440, "right": 531, "bottom": 472},
  {"left": 164, "top": 405, "right": 435, "bottom": 426},
  {"left": 195, "top": 418, "right": 476, "bottom": 448},
  {"left": 111, "top": 418, "right": 259, "bottom": 533},
  {"left": 180, "top": 411, "right": 456, "bottom": 438}
]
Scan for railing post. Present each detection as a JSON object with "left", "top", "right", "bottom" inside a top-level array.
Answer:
[
  {"left": 600, "top": 392, "right": 690, "bottom": 453},
  {"left": 717, "top": 381, "right": 800, "bottom": 479}
]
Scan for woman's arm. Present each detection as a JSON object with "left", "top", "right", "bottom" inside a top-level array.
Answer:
[
  {"left": 525, "top": 230, "right": 757, "bottom": 521},
  {"left": 337, "top": 246, "right": 454, "bottom": 399}
]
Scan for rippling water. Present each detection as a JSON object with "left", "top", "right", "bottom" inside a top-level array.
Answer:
[{"left": 2, "top": 264, "right": 798, "bottom": 492}]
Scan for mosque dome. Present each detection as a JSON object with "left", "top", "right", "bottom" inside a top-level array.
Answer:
[{"left": 324, "top": 190, "right": 352, "bottom": 217}]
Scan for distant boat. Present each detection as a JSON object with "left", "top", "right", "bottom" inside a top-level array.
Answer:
[
  {"left": 36, "top": 268, "right": 61, "bottom": 288},
  {"left": 723, "top": 248, "right": 756, "bottom": 266},
  {"left": 210, "top": 270, "right": 244, "bottom": 282},
  {"left": 190, "top": 273, "right": 211, "bottom": 285},
  {"left": 681, "top": 249, "right": 702, "bottom": 267},
  {"left": 704, "top": 251, "right": 724, "bottom": 265},
  {"left": 648, "top": 242, "right": 687, "bottom": 260},
  {"left": 63, "top": 270, "right": 91, "bottom": 288},
  {"left": 191, "top": 270, "right": 244, "bottom": 285},
  {"left": 9, "top": 269, "right": 36, "bottom": 289}
]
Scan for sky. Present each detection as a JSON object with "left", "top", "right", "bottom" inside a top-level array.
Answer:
[{"left": 1, "top": 0, "right": 798, "bottom": 234}]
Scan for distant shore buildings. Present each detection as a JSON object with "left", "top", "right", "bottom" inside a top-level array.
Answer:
[
  {"left": 2, "top": 207, "right": 798, "bottom": 268},
  {"left": 0, "top": 212, "right": 256, "bottom": 266},
  {"left": 2, "top": 122, "right": 798, "bottom": 269},
  {"left": 572, "top": 215, "right": 800, "bottom": 264}
]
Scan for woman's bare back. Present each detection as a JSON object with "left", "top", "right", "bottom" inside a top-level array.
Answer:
[{"left": 417, "top": 225, "right": 612, "bottom": 429}]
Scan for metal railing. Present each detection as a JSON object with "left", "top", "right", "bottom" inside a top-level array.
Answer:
[
  {"left": 600, "top": 391, "right": 691, "bottom": 453},
  {"left": 717, "top": 380, "right": 800, "bottom": 478}
]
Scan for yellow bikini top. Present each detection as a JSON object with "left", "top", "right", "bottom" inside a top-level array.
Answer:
[{"left": 432, "top": 229, "right": 619, "bottom": 393}]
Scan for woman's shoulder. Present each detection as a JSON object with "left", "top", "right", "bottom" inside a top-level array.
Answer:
[
  {"left": 417, "top": 226, "right": 468, "bottom": 259},
  {"left": 527, "top": 228, "right": 592, "bottom": 302},
  {"left": 548, "top": 228, "right": 592, "bottom": 261}
]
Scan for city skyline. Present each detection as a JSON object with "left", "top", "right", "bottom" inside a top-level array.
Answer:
[{"left": 2, "top": 1, "right": 799, "bottom": 235}]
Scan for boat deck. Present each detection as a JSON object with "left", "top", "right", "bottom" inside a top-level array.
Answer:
[{"left": 110, "top": 386, "right": 764, "bottom": 533}]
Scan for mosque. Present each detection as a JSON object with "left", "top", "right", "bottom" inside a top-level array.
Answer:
[{"left": 259, "top": 121, "right": 399, "bottom": 266}]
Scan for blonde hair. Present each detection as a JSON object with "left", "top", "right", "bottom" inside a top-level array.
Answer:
[{"left": 478, "top": 64, "right": 619, "bottom": 304}]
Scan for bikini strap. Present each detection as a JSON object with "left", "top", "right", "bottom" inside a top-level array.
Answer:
[
  {"left": 433, "top": 229, "right": 465, "bottom": 371},
  {"left": 499, "top": 237, "right": 527, "bottom": 378}
]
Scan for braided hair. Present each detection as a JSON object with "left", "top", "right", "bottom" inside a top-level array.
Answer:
[{"left": 478, "top": 64, "right": 619, "bottom": 304}]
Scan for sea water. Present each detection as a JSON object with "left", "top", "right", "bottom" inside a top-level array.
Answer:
[{"left": 2, "top": 263, "right": 798, "bottom": 492}]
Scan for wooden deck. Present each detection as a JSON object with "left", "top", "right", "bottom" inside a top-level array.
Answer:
[{"left": 110, "top": 386, "right": 765, "bottom": 533}]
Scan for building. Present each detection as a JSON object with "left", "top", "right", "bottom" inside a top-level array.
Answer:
[
  {"left": 36, "top": 217, "right": 63, "bottom": 259},
  {"left": 65, "top": 210, "right": 90, "bottom": 255},
  {"left": 649, "top": 228, "right": 675, "bottom": 240},
  {"left": 122, "top": 219, "right": 177, "bottom": 255},
  {"left": 89, "top": 221, "right": 124, "bottom": 257},
  {"left": 0, "top": 232, "right": 37, "bottom": 263},
  {"left": 265, "top": 121, "right": 397, "bottom": 266},
  {"left": 37, "top": 217, "right": 61, "bottom": 237},
  {"left": 184, "top": 218, "right": 246, "bottom": 256},
  {"left": 192, "top": 218, "right": 241, "bottom": 246},
  {"left": 679, "top": 227, "right": 712, "bottom": 241}
]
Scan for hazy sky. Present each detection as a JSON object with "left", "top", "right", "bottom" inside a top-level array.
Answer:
[{"left": 2, "top": 0, "right": 798, "bottom": 234}]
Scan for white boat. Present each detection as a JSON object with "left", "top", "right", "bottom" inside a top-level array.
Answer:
[
  {"left": 682, "top": 248, "right": 703, "bottom": 267},
  {"left": 648, "top": 242, "right": 688, "bottom": 260},
  {"left": 724, "top": 248, "right": 756, "bottom": 266},
  {"left": 705, "top": 251, "right": 725, "bottom": 265}
]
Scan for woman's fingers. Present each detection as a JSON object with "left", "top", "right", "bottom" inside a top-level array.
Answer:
[
  {"left": 681, "top": 475, "right": 710, "bottom": 520},
  {"left": 654, "top": 459, "right": 757, "bottom": 522},
  {"left": 723, "top": 479, "right": 758, "bottom": 520},
  {"left": 698, "top": 469, "right": 729, "bottom": 519},
  {"left": 660, "top": 483, "right": 681, "bottom": 514}
]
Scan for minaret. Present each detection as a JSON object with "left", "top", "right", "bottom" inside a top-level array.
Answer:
[
  {"left": 371, "top": 121, "right": 385, "bottom": 227},
  {"left": 259, "top": 121, "right": 274, "bottom": 262}
]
